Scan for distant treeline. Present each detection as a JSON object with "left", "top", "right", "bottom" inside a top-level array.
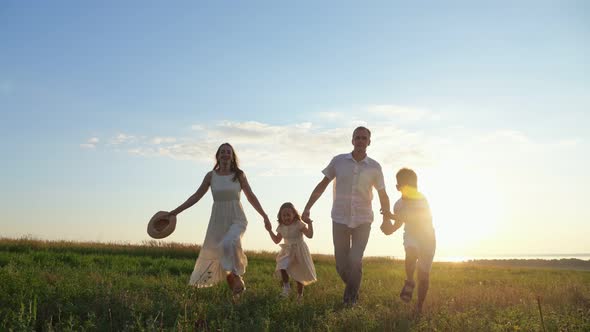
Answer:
[
  {"left": 2, "top": 237, "right": 588, "bottom": 271},
  {"left": 0, "top": 237, "right": 338, "bottom": 263},
  {"left": 0, "top": 237, "right": 202, "bottom": 259},
  {"left": 464, "top": 259, "right": 590, "bottom": 271}
]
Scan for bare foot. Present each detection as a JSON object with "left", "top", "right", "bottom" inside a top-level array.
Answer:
[
  {"left": 412, "top": 304, "right": 423, "bottom": 319},
  {"left": 226, "top": 273, "right": 235, "bottom": 289},
  {"left": 232, "top": 274, "right": 245, "bottom": 295}
]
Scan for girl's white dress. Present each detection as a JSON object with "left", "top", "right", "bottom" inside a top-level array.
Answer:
[
  {"left": 189, "top": 172, "right": 248, "bottom": 287},
  {"left": 275, "top": 220, "right": 317, "bottom": 285}
]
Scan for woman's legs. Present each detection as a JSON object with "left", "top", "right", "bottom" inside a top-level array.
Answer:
[
  {"left": 220, "top": 224, "right": 247, "bottom": 275},
  {"left": 220, "top": 224, "right": 247, "bottom": 295}
]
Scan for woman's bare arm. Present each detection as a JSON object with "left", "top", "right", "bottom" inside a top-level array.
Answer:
[
  {"left": 239, "top": 173, "right": 272, "bottom": 230},
  {"left": 169, "top": 172, "right": 212, "bottom": 216}
]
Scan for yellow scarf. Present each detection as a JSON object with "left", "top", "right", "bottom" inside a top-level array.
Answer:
[{"left": 400, "top": 185, "right": 424, "bottom": 200}]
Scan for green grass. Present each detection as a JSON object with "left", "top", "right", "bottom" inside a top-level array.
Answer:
[{"left": 1, "top": 238, "right": 589, "bottom": 331}]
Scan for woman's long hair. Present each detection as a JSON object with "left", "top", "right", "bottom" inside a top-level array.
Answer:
[{"left": 213, "top": 143, "right": 243, "bottom": 182}]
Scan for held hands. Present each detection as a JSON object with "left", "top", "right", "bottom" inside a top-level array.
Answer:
[
  {"left": 263, "top": 215, "right": 272, "bottom": 232},
  {"left": 302, "top": 209, "right": 311, "bottom": 222},
  {"left": 380, "top": 209, "right": 395, "bottom": 221},
  {"left": 380, "top": 210, "right": 396, "bottom": 235},
  {"left": 301, "top": 209, "right": 314, "bottom": 224},
  {"left": 380, "top": 220, "right": 395, "bottom": 235}
]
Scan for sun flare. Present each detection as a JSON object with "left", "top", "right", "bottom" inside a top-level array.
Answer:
[{"left": 423, "top": 166, "right": 503, "bottom": 253}]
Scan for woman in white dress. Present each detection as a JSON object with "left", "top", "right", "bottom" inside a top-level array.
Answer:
[
  {"left": 168, "top": 143, "right": 272, "bottom": 295},
  {"left": 267, "top": 202, "right": 317, "bottom": 300}
]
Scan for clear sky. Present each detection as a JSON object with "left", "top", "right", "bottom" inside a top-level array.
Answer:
[{"left": 2, "top": 1, "right": 589, "bottom": 259}]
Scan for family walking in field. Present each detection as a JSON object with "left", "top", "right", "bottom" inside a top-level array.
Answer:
[{"left": 148, "top": 126, "right": 436, "bottom": 313}]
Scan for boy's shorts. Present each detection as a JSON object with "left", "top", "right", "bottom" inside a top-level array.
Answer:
[{"left": 403, "top": 233, "right": 436, "bottom": 273}]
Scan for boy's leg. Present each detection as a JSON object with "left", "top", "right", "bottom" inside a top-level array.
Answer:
[
  {"left": 405, "top": 246, "right": 418, "bottom": 282},
  {"left": 416, "top": 242, "right": 435, "bottom": 312},
  {"left": 416, "top": 270, "right": 430, "bottom": 312},
  {"left": 400, "top": 246, "right": 418, "bottom": 302}
]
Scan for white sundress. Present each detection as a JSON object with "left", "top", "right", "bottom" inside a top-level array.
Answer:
[
  {"left": 275, "top": 220, "right": 317, "bottom": 285},
  {"left": 189, "top": 172, "right": 248, "bottom": 287}
]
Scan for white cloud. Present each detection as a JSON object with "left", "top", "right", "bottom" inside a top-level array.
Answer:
[
  {"left": 295, "top": 122, "right": 313, "bottom": 129},
  {"left": 214, "top": 121, "right": 283, "bottom": 139},
  {"left": 316, "top": 111, "right": 346, "bottom": 120},
  {"left": 554, "top": 138, "right": 580, "bottom": 147},
  {"left": 102, "top": 120, "right": 432, "bottom": 174},
  {"left": 80, "top": 137, "right": 100, "bottom": 149},
  {"left": 97, "top": 104, "right": 575, "bottom": 178},
  {"left": 151, "top": 137, "right": 176, "bottom": 145},
  {"left": 482, "top": 130, "right": 531, "bottom": 145},
  {"left": 127, "top": 148, "right": 144, "bottom": 155},
  {"left": 111, "top": 133, "right": 136, "bottom": 145},
  {"left": 156, "top": 143, "right": 212, "bottom": 161},
  {"left": 365, "top": 104, "right": 439, "bottom": 121}
]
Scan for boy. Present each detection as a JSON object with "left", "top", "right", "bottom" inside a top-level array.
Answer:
[{"left": 381, "top": 168, "right": 436, "bottom": 313}]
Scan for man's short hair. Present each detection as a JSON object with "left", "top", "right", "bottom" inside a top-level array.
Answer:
[
  {"left": 396, "top": 168, "right": 418, "bottom": 187},
  {"left": 353, "top": 126, "right": 371, "bottom": 138}
]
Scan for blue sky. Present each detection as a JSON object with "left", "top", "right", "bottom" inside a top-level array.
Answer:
[{"left": 1, "top": 1, "right": 589, "bottom": 259}]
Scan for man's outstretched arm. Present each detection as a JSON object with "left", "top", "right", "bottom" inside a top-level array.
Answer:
[{"left": 302, "top": 176, "right": 332, "bottom": 221}]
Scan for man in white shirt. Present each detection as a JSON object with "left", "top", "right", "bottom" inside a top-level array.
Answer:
[{"left": 302, "top": 126, "right": 391, "bottom": 305}]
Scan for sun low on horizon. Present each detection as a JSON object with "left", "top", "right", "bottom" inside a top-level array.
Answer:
[
  {"left": 415, "top": 165, "right": 504, "bottom": 257},
  {"left": 1, "top": 1, "right": 588, "bottom": 261}
]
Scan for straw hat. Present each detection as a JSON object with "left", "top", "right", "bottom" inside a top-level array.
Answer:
[{"left": 147, "top": 211, "right": 177, "bottom": 239}]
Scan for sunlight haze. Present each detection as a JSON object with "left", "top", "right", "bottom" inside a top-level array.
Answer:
[{"left": 1, "top": 1, "right": 589, "bottom": 260}]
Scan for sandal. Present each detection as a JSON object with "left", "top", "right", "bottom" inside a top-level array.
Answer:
[{"left": 400, "top": 280, "right": 415, "bottom": 303}]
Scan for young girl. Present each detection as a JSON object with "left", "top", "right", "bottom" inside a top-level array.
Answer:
[{"left": 267, "top": 202, "right": 317, "bottom": 300}]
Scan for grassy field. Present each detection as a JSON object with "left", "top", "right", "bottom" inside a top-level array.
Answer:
[{"left": 1, "top": 238, "right": 589, "bottom": 331}]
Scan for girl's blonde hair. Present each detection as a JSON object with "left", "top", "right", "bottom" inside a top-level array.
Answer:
[{"left": 276, "top": 202, "right": 302, "bottom": 224}]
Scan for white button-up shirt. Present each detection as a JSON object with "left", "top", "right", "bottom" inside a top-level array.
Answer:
[{"left": 322, "top": 153, "right": 385, "bottom": 228}]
